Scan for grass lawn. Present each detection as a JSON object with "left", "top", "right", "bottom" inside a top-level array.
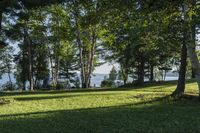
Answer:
[{"left": 1, "top": 81, "right": 200, "bottom": 133}]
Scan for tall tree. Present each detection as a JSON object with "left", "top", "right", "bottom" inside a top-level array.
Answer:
[
  {"left": 0, "top": 46, "right": 14, "bottom": 88},
  {"left": 70, "top": 0, "right": 106, "bottom": 88}
]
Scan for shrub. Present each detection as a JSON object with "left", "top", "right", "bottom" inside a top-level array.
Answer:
[
  {"left": 56, "top": 84, "right": 65, "bottom": 90},
  {"left": 101, "top": 79, "right": 113, "bottom": 87}
]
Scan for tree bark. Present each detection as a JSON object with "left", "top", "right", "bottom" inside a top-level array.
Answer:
[
  {"left": 173, "top": 43, "right": 187, "bottom": 97},
  {"left": 184, "top": 3, "right": 200, "bottom": 99},
  {"left": 72, "top": 1, "right": 86, "bottom": 88},
  {"left": 48, "top": 46, "right": 56, "bottom": 87},
  {"left": 192, "top": 69, "right": 195, "bottom": 79},
  {"left": 138, "top": 59, "right": 145, "bottom": 85},
  {"left": 85, "top": 27, "right": 96, "bottom": 88},
  {"left": 24, "top": 25, "right": 34, "bottom": 91},
  {"left": 73, "top": 11, "right": 86, "bottom": 88},
  {"left": 121, "top": 65, "right": 128, "bottom": 85},
  {"left": 186, "top": 36, "right": 200, "bottom": 98},
  {"left": 27, "top": 36, "right": 33, "bottom": 91},
  {"left": 191, "top": 10, "right": 196, "bottom": 79},
  {"left": 72, "top": 1, "right": 97, "bottom": 89},
  {"left": 23, "top": 81, "right": 26, "bottom": 91},
  {"left": 6, "top": 61, "right": 13, "bottom": 89},
  {"left": 55, "top": 55, "right": 60, "bottom": 88},
  {"left": 150, "top": 65, "right": 154, "bottom": 82},
  {"left": 7, "top": 72, "right": 12, "bottom": 88},
  {"left": 0, "top": 10, "right": 2, "bottom": 32},
  {"left": 78, "top": 35, "right": 86, "bottom": 88},
  {"left": 22, "top": 39, "right": 26, "bottom": 91}
]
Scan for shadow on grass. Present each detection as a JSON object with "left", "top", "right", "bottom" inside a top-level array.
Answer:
[
  {"left": 14, "top": 93, "right": 119, "bottom": 101},
  {"left": 0, "top": 98, "right": 10, "bottom": 105},
  {"left": 1, "top": 96, "right": 200, "bottom": 133},
  {"left": 132, "top": 94, "right": 200, "bottom": 106}
]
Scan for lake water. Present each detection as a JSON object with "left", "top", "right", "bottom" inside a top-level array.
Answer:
[
  {"left": 0, "top": 73, "right": 178, "bottom": 89},
  {"left": 0, "top": 73, "right": 108, "bottom": 88}
]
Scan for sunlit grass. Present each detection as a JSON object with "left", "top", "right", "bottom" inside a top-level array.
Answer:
[{"left": 0, "top": 80, "right": 200, "bottom": 133}]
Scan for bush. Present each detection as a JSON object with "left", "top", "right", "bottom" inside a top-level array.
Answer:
[
  {"left": 56, "top": 84, "right": 65, "bottom": 90},
  {"left": 46, "top": 84, "right": 56, "bottom": 90},
  {"left": 101, "top": 79, "right": 113, "bottom": 87},
  {"left": 45, "top": 84, "right": 65, "bottom": 90}
]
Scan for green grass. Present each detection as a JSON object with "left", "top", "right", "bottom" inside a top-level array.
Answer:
[{"left": 0, "top": 81, "right": 200, "bottom": 133}]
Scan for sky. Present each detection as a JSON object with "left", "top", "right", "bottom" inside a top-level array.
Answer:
[{"left": 93, "top": 63, "right": 119, "bottom": 74}]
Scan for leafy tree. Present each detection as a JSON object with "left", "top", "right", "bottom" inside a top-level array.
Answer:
[
  {"left": 109, "top": 66, "right": 118, "bottom": 81},
  {"left": 0, "top": 46, "right": 14, "bottom": 88},
  {"left": 69, "top": 0, "right": 108, "bottom": 88}
]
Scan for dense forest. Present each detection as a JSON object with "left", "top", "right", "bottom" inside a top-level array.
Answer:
[{"left": 0, "top": 0, "right": 200, "bottom": 98}]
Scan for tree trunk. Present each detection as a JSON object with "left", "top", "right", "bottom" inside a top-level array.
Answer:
[
  {"left": 23, "top": 81, "right": 26, "bottom": 91},
  {"left": 27, "top": 37, "right": 33, "bottom": 91},
  {"left": 24, "top": 17, "right": 34, "bottom": 91},
  {"left": 78, "top": 39, "right": 86, "bottom": 88},
  {"left": 24, "top": 27, "right": 33, "bottom": 91},
  {"left": 85, "top": 27, "right": 96, "bottom": 88},
  {"left": 121, "top": 66, "right": 128, "bottom": 85},
  {"left": 0, "top": 10, "right": 2, "bottom": 32},
  {"left": 192, "top": 69, "right": 195, "bottom": 79},
  {"left": 164, "top": 70, "right": 167, "bottom": 81},
  {"left": 5, "top": 52, "right": 13, "bottom": 88},
  {"left": 173, "top": 43, "right": 187, "bottom": 97},
  {"left": 150, "top": 65, "right": 154, "bottom": 82},
  {"left": 22, "top": 39, "right": 26, "bottom": 91},
  {"left": 7, "top": 60, "right": 13, "bottom": 89},
  {"left": 74, "top": 15, "right": 86, "bottom": 88},
  {"left": 184, "top": 3, "right": 200, "bottom": 99},
  {"left": 138, "top": 59, "right": 145, "bottom": 85},
  {"left": 0, "top": 10, "right": 2, "bottom": 48},
  {"left": 55, "top": 56, "right": 60, "bottom": 89},
  {"left": 186, "top": 38, "right": 200, "bottom": 99},
  {"left": 191, "top": 12, "right": 196, "bottom": 79},
  {"left": 7, "top": 72, "right": 12, "bottom": 88},
  {"left": 48, "top": 47, "right": 56, "bottom": 86},
  {"left": 34, "top": 78, "right": 38, "bottom": 89},
  {"left": 73, "top": 2, "right": 97, "bottom": 89}
]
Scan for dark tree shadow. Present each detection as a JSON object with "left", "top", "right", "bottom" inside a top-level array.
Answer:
[
  {"left": 0, "top": 98, "right": 10, "bottom": 105},
  {"left": 1, "top": 93, "right": 200, "bottom": 133},
  {"left": 0, "top": 80, "right": 199, "bottom": 132},
  {"left": 1, "top": 100, "right": 200, "bottom": 133},
  {"left": 132, "top": 93, "right": 200, "bottom": 106}
]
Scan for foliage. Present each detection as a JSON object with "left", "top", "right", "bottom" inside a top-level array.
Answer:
[
  {"left": 1, "top": 81, "right": 16, "bottom": 91},
  {"left": 109, "top": 66, "right": 118, "bottom": 81},
  {"left": 56, "top": 83, "right": 64, "bottom": 90},
  {"left": 0, "top": 46, "right": 14, "bottom": 79},
  {"left": 101, "top": 79, "right": 113, "bottom": 87},
  {"left": 0, "top": 0, "right": 200, "bottom": 93}
]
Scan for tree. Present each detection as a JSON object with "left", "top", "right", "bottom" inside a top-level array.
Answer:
[
  {"left": 109, "top": 67, "right": 118, "bottom": 81},
  {"left": 70, "top": 0, "right": 107, "bottom": 88},
  {"left": 173, "top": 43, "right": 187, "bottom": 96},
  {"left": 138, "top": 0, "right": 200, "bottom": 98},
  {"left": 0, "top": 46, "right": 14, "bottom": 88},
  {"left": 14, "top": 43, "right": 29, "bottom": 90},
  {"left": 0, "top": 0, "right": 65, "bottom": 47},
  {"left": 101, "top": 0, "right": 181, "bottom": 85}
]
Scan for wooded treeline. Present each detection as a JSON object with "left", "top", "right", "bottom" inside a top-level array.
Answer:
[{"left": 0, "top": 0, "right": 200, "bottom": 97}]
